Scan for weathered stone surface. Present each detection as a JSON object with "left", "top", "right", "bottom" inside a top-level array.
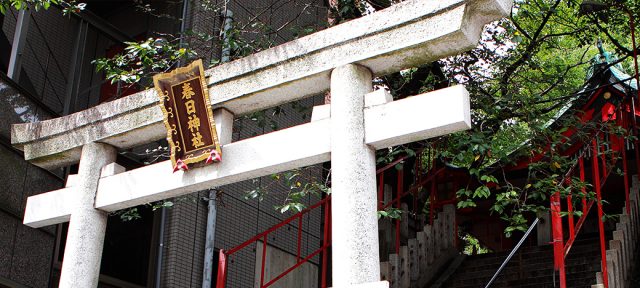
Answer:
[
  {"left": 388, "top": 254, "right": 400, "bottom": 288},
  {"left": 12, "top": 89, "right": 164, "bottom": 169},
  {"left": 399, "top": 246, "right": 410, "bottom": 288},
  {"left": 425, "top": 225, "right": 434, "bottom": 265},
  {"left": 610, "top": 239, "right": 625, "bottom": 282},
  {"left": 12, "top": 0, "right": 510, "bottom": 169},
  {"left": 58, "top": 143, "right": 117, "bottom": 288},
  {"left": 416, "top": 231, "right": 427, "bottom": 272},
  {"left": 408, "top": 239, "right": 419, "bottom": 282},
  {"left": 330, "top": 64, "right": 380, "bottom": 286},
  {"left": 380, "top": 262, "right": 392, "bottom": 284}
]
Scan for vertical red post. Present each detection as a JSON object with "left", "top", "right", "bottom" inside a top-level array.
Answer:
[
  {"left": 600, "top": 136, "right": 607, "bottom": 178},
  {"left": 216, "top": 250, "right": 227, "bottom": 288},
  {"left": 260, "top": 235, "right": 268, "bottom": 288},
  {"left": 378, "top": 173, "right": 384, "bottom": 210},
  {"left": 393, "top": 176, "right": 402, "bottom": 255},
  {"left": 567, "top": 193, "right": 575, "bottom": 240},
  {"left": 398, "top": 167, "right": 404, "bottom": 202},
  {"left": 631, "top": 97, "right": 640, "bottom": 189},
  {"left": 591, "top": 139, "right": 609, "bottom": 288},
  {"left": 395, "top": 167, "right": 403, "bottom": 255},
  {"left": 620, "top": 110, "right": 631, "bottom": 215},
  {"left": 321, "top": 198, "right": 330, "bottom": 288},
  {"left": 430, "top": 178, "right": 436, "bottom": 225},
  {"left": 297, "top": 217, "right": 302, "bottom": 263},
  {"left": 550, "top": 192, "right": 566, "bottom": 288},
  {"left": 579, "top": 156, "right": 587, "bottom": 215},
  {"left": 453, "top": 181, "right": 459, "bottom": 248}
]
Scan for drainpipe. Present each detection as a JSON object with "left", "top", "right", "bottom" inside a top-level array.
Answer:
[
  {"left": 202, "top": 10, "right": 233, "bottom": 288},
  {"left": 201, "top": 188, "right": 219, "bottom": 288},
  {"left": 220, "top": 10, "right": 234, "bottom": 63},
  {"left": 7, "top": 9, "right": 29, "bottom": 82}
]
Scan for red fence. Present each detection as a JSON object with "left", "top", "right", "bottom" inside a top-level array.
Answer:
[
  {"left": 216, "top": 196, "right": 331, "bottom": 288},
  {"left": 216, "top": 144, "right": 450, "bottom": 288},
  {"left": 550, "top": 99, "right": 638, "bottom": 288}
]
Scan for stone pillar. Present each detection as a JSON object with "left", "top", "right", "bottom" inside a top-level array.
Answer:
[
  {"left": 59, "top": 142, "right": 117, "bottom": 288},
  {"left": 537, "top": 210, "right": 551, "bottom": 246},
  {"left": 330, "top": 64, "right": 385, "bottom": 287}
]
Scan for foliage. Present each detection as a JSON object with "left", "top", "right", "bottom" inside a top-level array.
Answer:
[
  {"left": 434, "top": 0, "right": 640, "bottom": 236},
  {"left": 377, "top": 207, "right": 402, "bottom": 220},
  {"left": 0, "top": 0, "right": 85, "bottom": 15},
  {"left": 93, "top": 37, "right": 196, "bottom": 87},
  {"left": 245, "top": 167, "right": 331, "bottom": 214},
  {"left": 460, "top": 232, "right": 491, "bottom": 255}
]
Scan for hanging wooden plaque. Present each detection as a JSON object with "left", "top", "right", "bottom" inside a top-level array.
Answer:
[{"left": 153, "top": 59, "right": 221, "bottom": 170}]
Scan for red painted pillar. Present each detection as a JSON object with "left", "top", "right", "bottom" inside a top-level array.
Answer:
[
  {"left": 216, "top": 250, "right": 227, "bottom": 288},
  {"left": 620, "top": 109, "right": 631, "bottom": 215},
  {"left": 591, "top": 139, "right": 609, "bottom": 288},
  {"left": 551, "top": 192, "right": 566, "bottom": 288},
  {"left": 579, "top": 156, "right": 587, "bottom": 215}
]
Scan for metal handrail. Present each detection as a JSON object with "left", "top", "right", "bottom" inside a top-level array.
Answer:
[
  {"left": 484, "top": 218, "right": 540, "bottom": 288},
  {"left": 217, "top": 196, "right": 331, "bottom": 288}
]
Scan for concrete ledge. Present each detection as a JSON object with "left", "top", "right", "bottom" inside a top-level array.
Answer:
[
  {"left": 365, "top": 85, "right": 470, "bottom": 149},
  {"left": 23, "top": 187, "right": 74, "bottom": 228},
  {"left": 11, "top": 0, "right": 510, "bottom": 169}
]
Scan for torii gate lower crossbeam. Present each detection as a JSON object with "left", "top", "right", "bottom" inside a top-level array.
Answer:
[{"left": 23, "top": 83, "right": 470, "bottom": 288}]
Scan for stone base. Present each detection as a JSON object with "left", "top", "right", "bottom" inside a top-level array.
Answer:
[{"left": 331, "top": 280, "right": 389, "bottom": 288}]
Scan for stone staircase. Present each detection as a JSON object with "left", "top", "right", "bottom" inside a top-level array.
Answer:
[
  {"left": 439, "top": 236, "right": 603, "bottom": 288},
  {"left": 589, "top": 175, "right": 640, "bottom": 288},
  {"left": 379, "top": 204, "right": 458, "bottom": 288}
]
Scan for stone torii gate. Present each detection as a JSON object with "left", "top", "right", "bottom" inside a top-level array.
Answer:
[{"left": 12, "top": 0, "right": 511, "bottom": 287}]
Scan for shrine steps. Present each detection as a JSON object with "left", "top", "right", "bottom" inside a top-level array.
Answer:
[{"left": 439, "top": 236, "right": 603, "bottom": 288}]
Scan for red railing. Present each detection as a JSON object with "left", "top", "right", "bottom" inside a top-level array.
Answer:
[
  {"left": 216, "top": 196, "right": 331, "bottom": 288},
  {"left": 551, "top": 99, "right": 638, "bottom": 288},
  {"left": 216, "top": 144, "right": 448, "bottom": 287}
]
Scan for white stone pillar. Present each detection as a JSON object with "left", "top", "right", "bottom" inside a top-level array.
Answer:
[
  {"left": 330, "top": 64, "right": 384, "bottom": 287},
  {"left": 59, "top": 142, "right": 117, "bottom": 288}
]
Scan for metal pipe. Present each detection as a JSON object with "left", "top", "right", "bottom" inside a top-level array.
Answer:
[
  {"left": 154, "top": 208, "right": 166, "bottom": 288},
  {"left": 484, "top": 218, "right": 539, "bottom": 288},
  {"left": 203, "top": 9, "right": 233, "bottom": 288},
  {"left": 202, "top": 189, "right": 218, "bottom": 288},
  {"left": 221, "top": 10, "right": 234, "bottom": 63},
  {"left": 7, "top": 9, "right": 30, "bottom": 81}
]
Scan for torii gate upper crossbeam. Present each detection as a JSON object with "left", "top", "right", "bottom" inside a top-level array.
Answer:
[{"left": 11, "top": 0, "right": 510, "bottom": 169}]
